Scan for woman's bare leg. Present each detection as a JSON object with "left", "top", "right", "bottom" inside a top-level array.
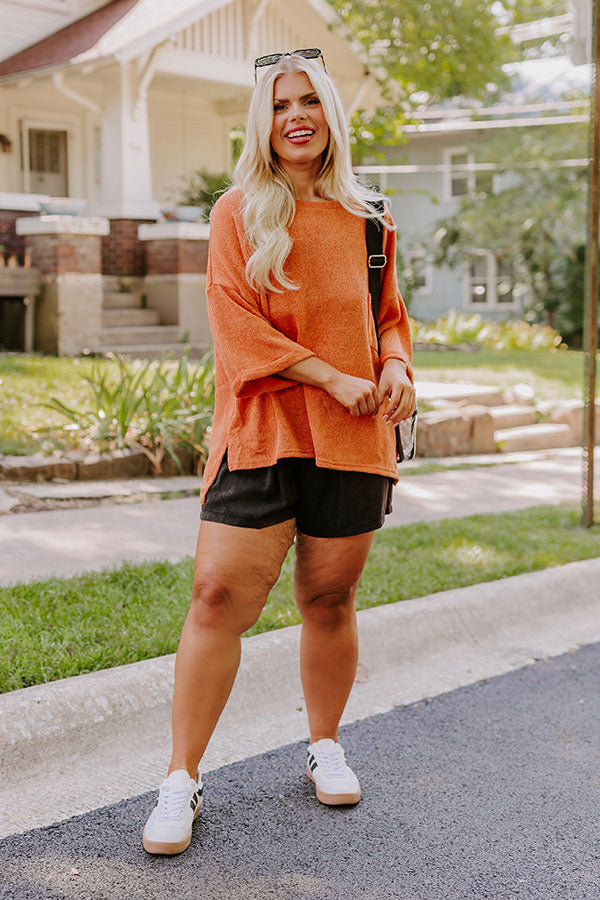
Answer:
[
  {"left": 169, "top": 517, "right": 295, "bottom": 776},
  {"left": 294, "top": 531, "right": 375, "bottom": 744}
]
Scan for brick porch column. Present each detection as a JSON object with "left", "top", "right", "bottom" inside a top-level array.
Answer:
[
  {"left": 138, "top": 222, "right": 210, "bottom": 349},
  {"left": 16, "top": 216, "right": 109, "bottom": 356}
]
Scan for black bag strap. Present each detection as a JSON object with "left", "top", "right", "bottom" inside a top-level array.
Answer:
[
  {"left": 366, "top": 200, "right": 410, "bottom": 462},
  {"left": 366, "top": 200, "right": 387, "bottom": 353}
]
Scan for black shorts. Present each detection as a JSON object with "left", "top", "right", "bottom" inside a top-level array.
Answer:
[{"left": 200, "top": 452, "right": 394, "bottom": 538}]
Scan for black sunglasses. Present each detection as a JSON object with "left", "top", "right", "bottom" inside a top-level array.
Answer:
[{"left": 254, "top": 48, "right": 327, "bottom": 84}]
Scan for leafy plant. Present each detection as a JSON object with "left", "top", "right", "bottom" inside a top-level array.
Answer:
[
  {"left": 410, "top": 310, "right": 563, "bottom": 351},
  {"left": 174, "top": 169, "right": 232, "bottom": 219},
  {"left": 41, "top": 350, "right": 215, "bottom": 475}
]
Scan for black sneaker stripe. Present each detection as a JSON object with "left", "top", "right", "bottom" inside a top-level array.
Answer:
[{"left": 310, "top": 760, "right": 318, "bottom": 772}]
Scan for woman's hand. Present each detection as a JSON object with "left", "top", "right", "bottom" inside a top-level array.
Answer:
[
  {"left": 326, "top": 371, "right": 380, "bottom": 416},
  {"left": 377, "top": 359, "right": 416, "bottom": 425}
]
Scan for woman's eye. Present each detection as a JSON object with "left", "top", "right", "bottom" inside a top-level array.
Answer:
[
  {"left": 274, "top": 103, "right": 286, "bottom": 112},
  {"left": 306, "top": 97, "right": 320, "bottom": 105}
]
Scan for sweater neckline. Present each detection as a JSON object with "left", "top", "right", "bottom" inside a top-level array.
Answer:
[{"left": 294, "top": 197, "right": 341, "bottom": 209}]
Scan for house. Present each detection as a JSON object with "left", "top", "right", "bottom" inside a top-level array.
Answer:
[
  {"left": 0, "top": 0, "right": 379, "bottom": 355},
  {"left": 356, "top": 12, "right": 590, "bottom": 323}
]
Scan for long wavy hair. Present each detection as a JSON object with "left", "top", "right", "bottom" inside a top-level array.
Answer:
[{"left": 233, "top": 54, "right": 391, "bottom": 293}]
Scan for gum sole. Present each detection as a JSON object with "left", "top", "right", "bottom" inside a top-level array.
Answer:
[
  {"left": 142, "top": 800, "right": 203, "bottom": 855},
  {"left": 306, "top": 762, "right": 361, "bottom": 806}
]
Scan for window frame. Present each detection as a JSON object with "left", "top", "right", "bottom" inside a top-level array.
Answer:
[
  {"left": 406, "top": 249, "right": 433, "bottom": 296},
  {"left": 443, "top": 145, "right": 475, "bottom": 201},
  {"left": 464, "top": 250, "right": 518, "bottom": 310}
]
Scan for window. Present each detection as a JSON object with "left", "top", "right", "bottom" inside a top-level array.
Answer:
[
  {"left": 466, "top": 252, "right": 516, "bottom": 309},
  {"left": 444, "top": 146, "right": 474, "bottom": 200},
  {"left": 406, "top": 250, "right": 433, "bottom": 295}
]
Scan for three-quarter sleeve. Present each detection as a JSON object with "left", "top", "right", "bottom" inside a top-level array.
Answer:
[
  {"left": 206, "top": 192, "right": 314, "bottom": 398},
  {"left": 377, "top": 217, "right": 414, "bottom": 380}
]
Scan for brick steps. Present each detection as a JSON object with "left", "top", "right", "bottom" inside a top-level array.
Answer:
[
  {"left": 103, "top": 291, "right": 144, "bottom": 310},
  {"left": 101, "top": 309, "right": 160, "bottom": 327}
]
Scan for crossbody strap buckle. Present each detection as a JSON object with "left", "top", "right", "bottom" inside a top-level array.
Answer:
[{"left": 368, "top": 254, "right": 387, "bottom": 269}]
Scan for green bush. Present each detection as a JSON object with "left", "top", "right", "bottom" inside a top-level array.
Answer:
[
  {"left": 411, "top": 310, "right": 563, "bottom": 351},
  {"left": 42, "top": 350, "right": 215, "bottom": 475},
  {"left": 175, "top": 168, "right": 232, "bottom": 219}
]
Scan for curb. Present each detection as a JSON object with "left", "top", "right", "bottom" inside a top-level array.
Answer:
[{"left": 2, "top": 557, "right": 600, "bottom": 784}]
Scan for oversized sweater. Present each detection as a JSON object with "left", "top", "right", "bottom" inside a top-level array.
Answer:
[{"left": 199, "top": 187, "right": 414, "bottom": 503}]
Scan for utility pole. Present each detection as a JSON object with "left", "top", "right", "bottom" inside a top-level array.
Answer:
[{"left": 583, "top": 0, "right": 600, "bottom": 527}]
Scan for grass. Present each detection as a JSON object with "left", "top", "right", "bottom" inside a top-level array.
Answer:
[
  {"left": 2, "top": 502, "right": 600, "bottom": 694},
  {"left": 413, "top": 348, "right": 585, "bottom": 401},
  {"left": 0, "top": 354, "right": 111, "bottom": 456},
  {"left": 0, "top": 348, "right": 587, "bottom": 456}
]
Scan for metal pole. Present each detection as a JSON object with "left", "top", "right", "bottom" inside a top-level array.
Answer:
[{"left": 583, "top": 0, "right": 600, "bottom": 528}]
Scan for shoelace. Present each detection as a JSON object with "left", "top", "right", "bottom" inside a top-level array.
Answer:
[
  {"left": 314, "top": 745, "right": 348, "bottom": 778},
  {"left": 157, "top": 782, "right": 193, "bottom": 820}
]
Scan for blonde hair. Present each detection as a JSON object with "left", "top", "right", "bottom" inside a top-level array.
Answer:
[{"left": 233, "top": 54, "right": 390, "bottom": 293}]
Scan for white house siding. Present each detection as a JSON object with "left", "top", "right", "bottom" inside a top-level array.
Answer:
[
  {"left": 383, "top": 132, "right": 523, "bottom": 322},
  {"left": 148, "top": 85, "right": 231, "bottom": 207},
  {"left": 0, "top": 73, "right": 103, "bottom": 206}
]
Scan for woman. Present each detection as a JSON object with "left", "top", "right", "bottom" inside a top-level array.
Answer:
[{"left": 143, "top": 49, "right": 415, "bottom": 856}]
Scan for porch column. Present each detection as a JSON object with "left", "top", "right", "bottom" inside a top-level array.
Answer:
[
  {"left": 138, "top": 222, "right": 211, "bottom": 350},
  {"left": 93, "top": 61, "right": 158, "bottom": 276},
  {"left": 16, "top": 216, "right": 109, "bottom": 356}
]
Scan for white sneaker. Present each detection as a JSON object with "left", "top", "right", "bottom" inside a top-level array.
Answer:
[
  {"left": 306, "top": 738, "right": 361, "bottom": 805},
  {"left": 142, "top": 769, "right": 203, "bottom": 855}
]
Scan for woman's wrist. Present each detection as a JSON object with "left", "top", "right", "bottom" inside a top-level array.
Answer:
[{"left": 278, "top": 355, "right": 340, "bottom": 391}]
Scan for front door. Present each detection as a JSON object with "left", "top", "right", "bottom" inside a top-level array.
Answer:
[{"left": 28, "top": 129, "right": 68, "bottom": 196}]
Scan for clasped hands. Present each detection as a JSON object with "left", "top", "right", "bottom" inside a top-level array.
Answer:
[{"left": 328, "top": 358, "right": 416, "bottom": 426}]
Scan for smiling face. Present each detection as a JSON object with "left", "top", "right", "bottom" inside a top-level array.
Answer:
[{"left": 269, "top": 71, "right": 329, "bottom": 173}]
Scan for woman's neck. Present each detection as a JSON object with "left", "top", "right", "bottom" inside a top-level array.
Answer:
[{"left": 279, "top": 159, "right": 324, "bottom": 202}]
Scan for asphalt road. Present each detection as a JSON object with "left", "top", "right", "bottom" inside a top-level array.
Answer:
[{"left": 2, "top": 642, "right": 600, "bottom": 900}]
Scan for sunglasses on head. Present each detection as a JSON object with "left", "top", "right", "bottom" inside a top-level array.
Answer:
[{"left": 254, "top": 48, "right": 327, "bottom": 84}]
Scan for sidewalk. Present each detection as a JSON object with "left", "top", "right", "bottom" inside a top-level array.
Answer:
[{"left": 0, "top": 448, "right": 590, "bottom": 587}]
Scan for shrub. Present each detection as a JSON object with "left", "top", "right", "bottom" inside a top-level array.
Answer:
[
  {"left": 411, "top": 310, "right": 564, "bottom": 351},
  {"left": 42, "top": 350, "right": 215, "bottom": 475}
]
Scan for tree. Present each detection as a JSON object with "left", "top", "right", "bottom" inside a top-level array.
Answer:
[
  {"left": 327, "top": 0, "right": 514, "bottom": 162},
  {"left": 431, "top": 121, "right": 588, "bottom": 339}
]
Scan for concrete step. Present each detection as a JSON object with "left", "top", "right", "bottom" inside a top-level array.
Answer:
[
  {"left": 415, "top": 381, "right": 506, "bottom": 407},
  {"left": 97, "top": 325, "right": 182, "bottom": 346},
  {"left": 101, "top": 309, "right": 160, "bottom": 327},
  {"left": 495, "top": 423, "right": 575, "bottom": 452},
  {"left": 103, "top": 291, "right": 144, "bottom": 310},
  {"left": 87, "top": 342, "right": 209, "bottom": 360},
  {"left": 102, "top": 276, "right": 144, "bottom": 294},
  {"left": 489, "top": 405, "right": 537, "bottom": 429}
]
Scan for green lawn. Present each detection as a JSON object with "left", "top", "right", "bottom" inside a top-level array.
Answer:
[
  {"left": 0, "top": 354, "right": 110, "bottom": 456},
  {"left": 2, "top": 502, "right": 599, "bottom": 694},
  {"left": 413, "top": 348, "right": 585, "bottom": 401},
  {"left": 0, "top": 348, "right": 587, "bottom": 455}
]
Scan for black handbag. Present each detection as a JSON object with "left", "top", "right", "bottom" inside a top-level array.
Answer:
[{"left": 366, "top": 204, "right": 417, "bottom": 463}]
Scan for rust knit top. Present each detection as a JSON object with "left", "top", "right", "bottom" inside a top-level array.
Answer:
[{"left": 199, "top": 187, "right": 414, "bottom": 503}]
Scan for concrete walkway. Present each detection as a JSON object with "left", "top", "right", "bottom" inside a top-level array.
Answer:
[{"left": 0, "top": 448, "right": 592, "bottom": 587}]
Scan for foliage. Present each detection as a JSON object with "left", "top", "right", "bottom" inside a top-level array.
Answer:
[
  {"left": 175, "top": 168, "right": 232, "bottom": 218},
  {"left": 498, "top": 0, "right": 572, "bottom": 60},
  {"left": 411, "top": 310, "right": 564, "bottom": 351},
  {"left": 326, "top": 0, "right": 514, "bottom": 162},
  {"left": 2, "top": 503, "right": 599, "bottom": 691},
  {"left": 0, "top": 354, "right": 107, "bottom": 456},
  {"left": 42, "top": 350, "right": 215, "bottom": 475},
  {"left": 431, "top": 122, "right": 588, "bottom": 338}
]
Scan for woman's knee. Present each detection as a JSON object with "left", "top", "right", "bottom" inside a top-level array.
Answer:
[
  {"left": 298, "top": 585, "right": 357, "bottom": 628},
  {"left": 189, "top": 577, "right": 263, "bottom": 633}
]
